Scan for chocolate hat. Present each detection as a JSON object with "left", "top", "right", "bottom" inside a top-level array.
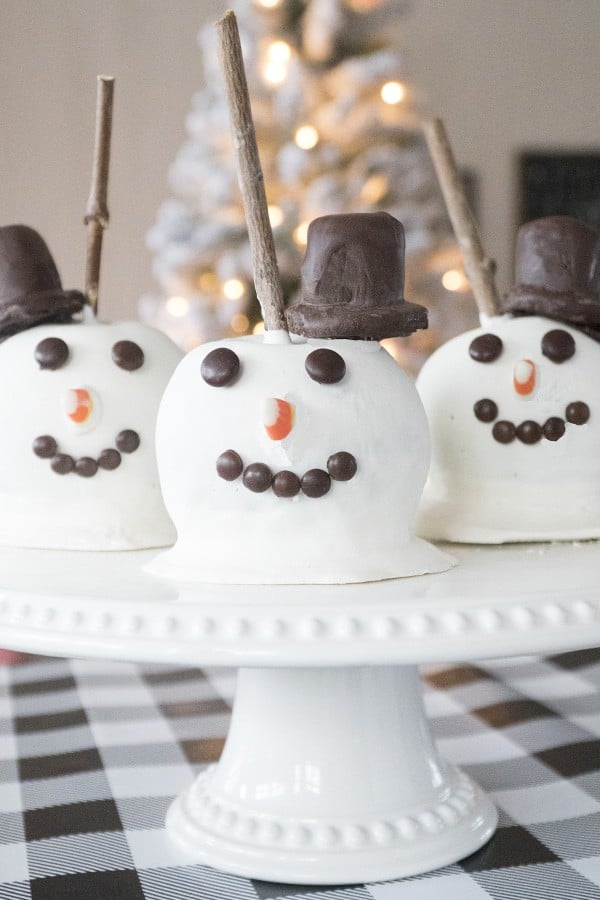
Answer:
[
  {"left": 0, "top": 225, "right": 86, "bottom": 339},
  {"left": 285, "top": 212, "right": 428, "bottom": 340},
  {"left": 503, "top": 216, "right": 600, "bottom": 332}
]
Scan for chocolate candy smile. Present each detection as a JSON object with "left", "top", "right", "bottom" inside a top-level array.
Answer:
[
  {"left": 216, "top": 449, "right": 357, "bottom": 498},
  {"left": 473, "top": 398, "right": 590, "bottom": 444},
  {"left": 33, "top": 429, "right": 140, "bottom": 477}
]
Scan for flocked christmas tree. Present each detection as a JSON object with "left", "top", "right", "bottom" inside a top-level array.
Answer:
[{"left": 141, "top": 0, "right": 478, "bottom": 372}]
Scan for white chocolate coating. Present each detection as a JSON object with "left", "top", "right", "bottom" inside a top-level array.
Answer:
[
  {"left": 416, "top": 315, "right": 600, "bottom": 543},
  {"left": 0, "top": 315, "right": 182, "bottom": 550},
  {"left": 151, "top": 335, "right": 452, "bottom": 584}
]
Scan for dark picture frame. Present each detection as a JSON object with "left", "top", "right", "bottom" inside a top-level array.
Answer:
[{"left": 518, "top": 151, "right": 600, "bottom": 227}]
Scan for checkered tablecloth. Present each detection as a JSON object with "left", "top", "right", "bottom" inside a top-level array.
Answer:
[{"left": 2, "top": 650, "right": 600, "bottom": 899}]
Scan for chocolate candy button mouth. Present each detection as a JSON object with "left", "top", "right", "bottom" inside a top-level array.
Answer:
[
  {"left": 473, "top": 398, "right": 590, "bottom": 445},
  {"left": 216, "top": 449, "right": 357, "bottom": 498},
  {"left": 32, "top": 429, "right": 140, "bottom": 477}
]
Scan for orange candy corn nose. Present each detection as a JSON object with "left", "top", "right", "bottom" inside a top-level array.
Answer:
[
  {"left": 65, "top": 388, "right": 93, "bottom": 424},
  {"left": 514, "top": 359, "right": 536, "bottom": 396},
  {"left": 263, "top": 398, "right": 294, "bottom": 441}
]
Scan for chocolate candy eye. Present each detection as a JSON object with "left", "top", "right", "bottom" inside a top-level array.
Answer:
[
  {"left": 305, "top": 348, "right": 346, "bottom": 384},
  {"left": 469, "top": 334, "right": 503, "bottom": 363},
  {"left": 35, "top": 337, "right": 69, "bottom": 370},
  {"left": 112, "top": 340, "right": 144, "bottom": 371},
  {"left": 541, "top": 329, "right": 575, "bottom": 364},
  {"left": 201, "top": 347, "right": 240, "bottom": 387}
]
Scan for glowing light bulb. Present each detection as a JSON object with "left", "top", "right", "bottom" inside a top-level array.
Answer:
[
  {"left": 231, "top": 313, "right": 250, "bottom": 334},
  {"left": 262, "top": 40, "right": 292, "bottom": 86},
  {"left": 442, "top": 269, "right": 470, "bottom": 292},
  {"left": 295, "top": 125, "right": 319, "bottom": 150},
  {"left": 223, "top": 278, "right": 246, "bottom": 300},
  {"left": 380, "top": 81, "right": 406, "bottom": 105},
  {"left": 269, "top": 40, "right": 291, "bottom": 63},
  {"left": 198, "top": 272, "right": 219, "bottom": 293},
  {"left": 293, "top": 222, "right": 310, "bottom": 247},
  {"left": 166, "top": 296, "right": 190, "bottom": 318},
  {"left": 263, "top": 62, "right": 287, "bottom": 86},
  {"left": 253, "top": 320, "right": 265, "bottom": 335},
  {"left": 257, "top": 0, "right": 281, "bottom": 8},
  {"left": 268, "top": 205, "right": 284, "bottom": 227},
  {"left": 360, "top": 174, "right": 389, "bottom": 204},
  {"left": 347, "top": 0, "right": 383, "bottom": 10}
]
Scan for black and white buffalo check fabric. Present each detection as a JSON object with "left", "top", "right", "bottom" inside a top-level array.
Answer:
[{"left": 2, "top": 650, "right": 600, "bottom": 899}]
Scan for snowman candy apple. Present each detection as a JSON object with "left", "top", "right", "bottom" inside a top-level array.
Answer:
[
  {"left": 152, "top": 212, "right": 453, "bottom": 583},
  {"left": 417, "top": 215, "right": 600, "bottom": 542},
  {"left": 0, "top": 225, "right": 182, "bottom": 550}
]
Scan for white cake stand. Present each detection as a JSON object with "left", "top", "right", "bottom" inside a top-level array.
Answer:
[{"left": 1, "top": 540, "right": 599, "bottom": 885}]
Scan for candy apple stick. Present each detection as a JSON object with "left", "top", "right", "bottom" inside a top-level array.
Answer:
[
  {"left": 216, "top": 11, "right": 288, "bottom": 335},
  {"left": 423, "top": 117, "right": 500, "bottom": 319},
  {"left": 84, "top": 75, "right": 114, "bottom": 315}
]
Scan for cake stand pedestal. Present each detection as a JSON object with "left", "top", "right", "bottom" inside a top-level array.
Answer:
[
  {"left": 168, "top": 664, "right": 493, "bottom": 883},
  {"left": 0, "top": 541, "right": 598, "bottom": 884}
]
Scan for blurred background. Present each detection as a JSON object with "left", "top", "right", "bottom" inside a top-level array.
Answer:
[{"left": 1, "top": 0, "right": 599, "bottom": 368}]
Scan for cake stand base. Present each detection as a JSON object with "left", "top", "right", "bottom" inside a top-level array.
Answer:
[
  {"left": 6, "top": 542, "right": 594, "bottom": 884},
  {"left": 167, "top": 665, "right": 496, "bottom": 884}
]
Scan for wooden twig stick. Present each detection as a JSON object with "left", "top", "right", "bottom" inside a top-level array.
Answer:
[
  {"left": 423, "top": 117, "right": 500, "bottom": 319},
  {"left": 84, "top": 76, "right": 115, "bottom": 316},
  {"left": 216, "top": 11, "right": 288, "bottom": 334}
]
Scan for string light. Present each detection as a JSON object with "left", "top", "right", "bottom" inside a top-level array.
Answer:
[
  {"left": 269, "top": 40, "right": 291, "bottom": 63},
  {"left": 268, "top": 205, "right": 284, "bottom": 227},
  {"left": 166, "top": 296, "right": 190, "bottom": 317},
  {"left": 223, "top": 278, "right": 246, "bottom": 300},
  {"left": 293, "top": 222, "right": 310, "bottom": 247},
  {"left": 198, "top": 272, "right": 219, "bottom": 293},
  {"left": 442, "top": 269, "right": 470, "bottom": 292},
  {"left": 231, "top": 313, "right": 250, "bottom": 334},
  {"left": 295, "top": 125, "right": 319, "bottom": 150},
  {"left": 361, "top": 174, "right": 389, "bottom": 204},
  {"left": 253, "top": 321, "right": 265, "bottom": 335},
  {"left": 263, "top": 63, "right": 287, "bottom": 86},
  {"left": 262, "top": 40, "right": 292, "bottom": 86},
  {"left": 346, "top": 0, "right": 385, "bottom": 11},
  {"left": 257, "top": 0, "right": 281, "bottom": 8},
  {"left": 380, "top": 81, "right": 406, "bottom": 105}
]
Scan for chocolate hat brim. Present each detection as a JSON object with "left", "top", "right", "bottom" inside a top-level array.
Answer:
[
  {"left": 503, "top": 287, "right": 600, "bottom": 328},
  {"left": 285, "top": 299, "right": 428, "bottom": 340},
  {"left": 0, "top": 289, "right": 86, "bottom": 339}
]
